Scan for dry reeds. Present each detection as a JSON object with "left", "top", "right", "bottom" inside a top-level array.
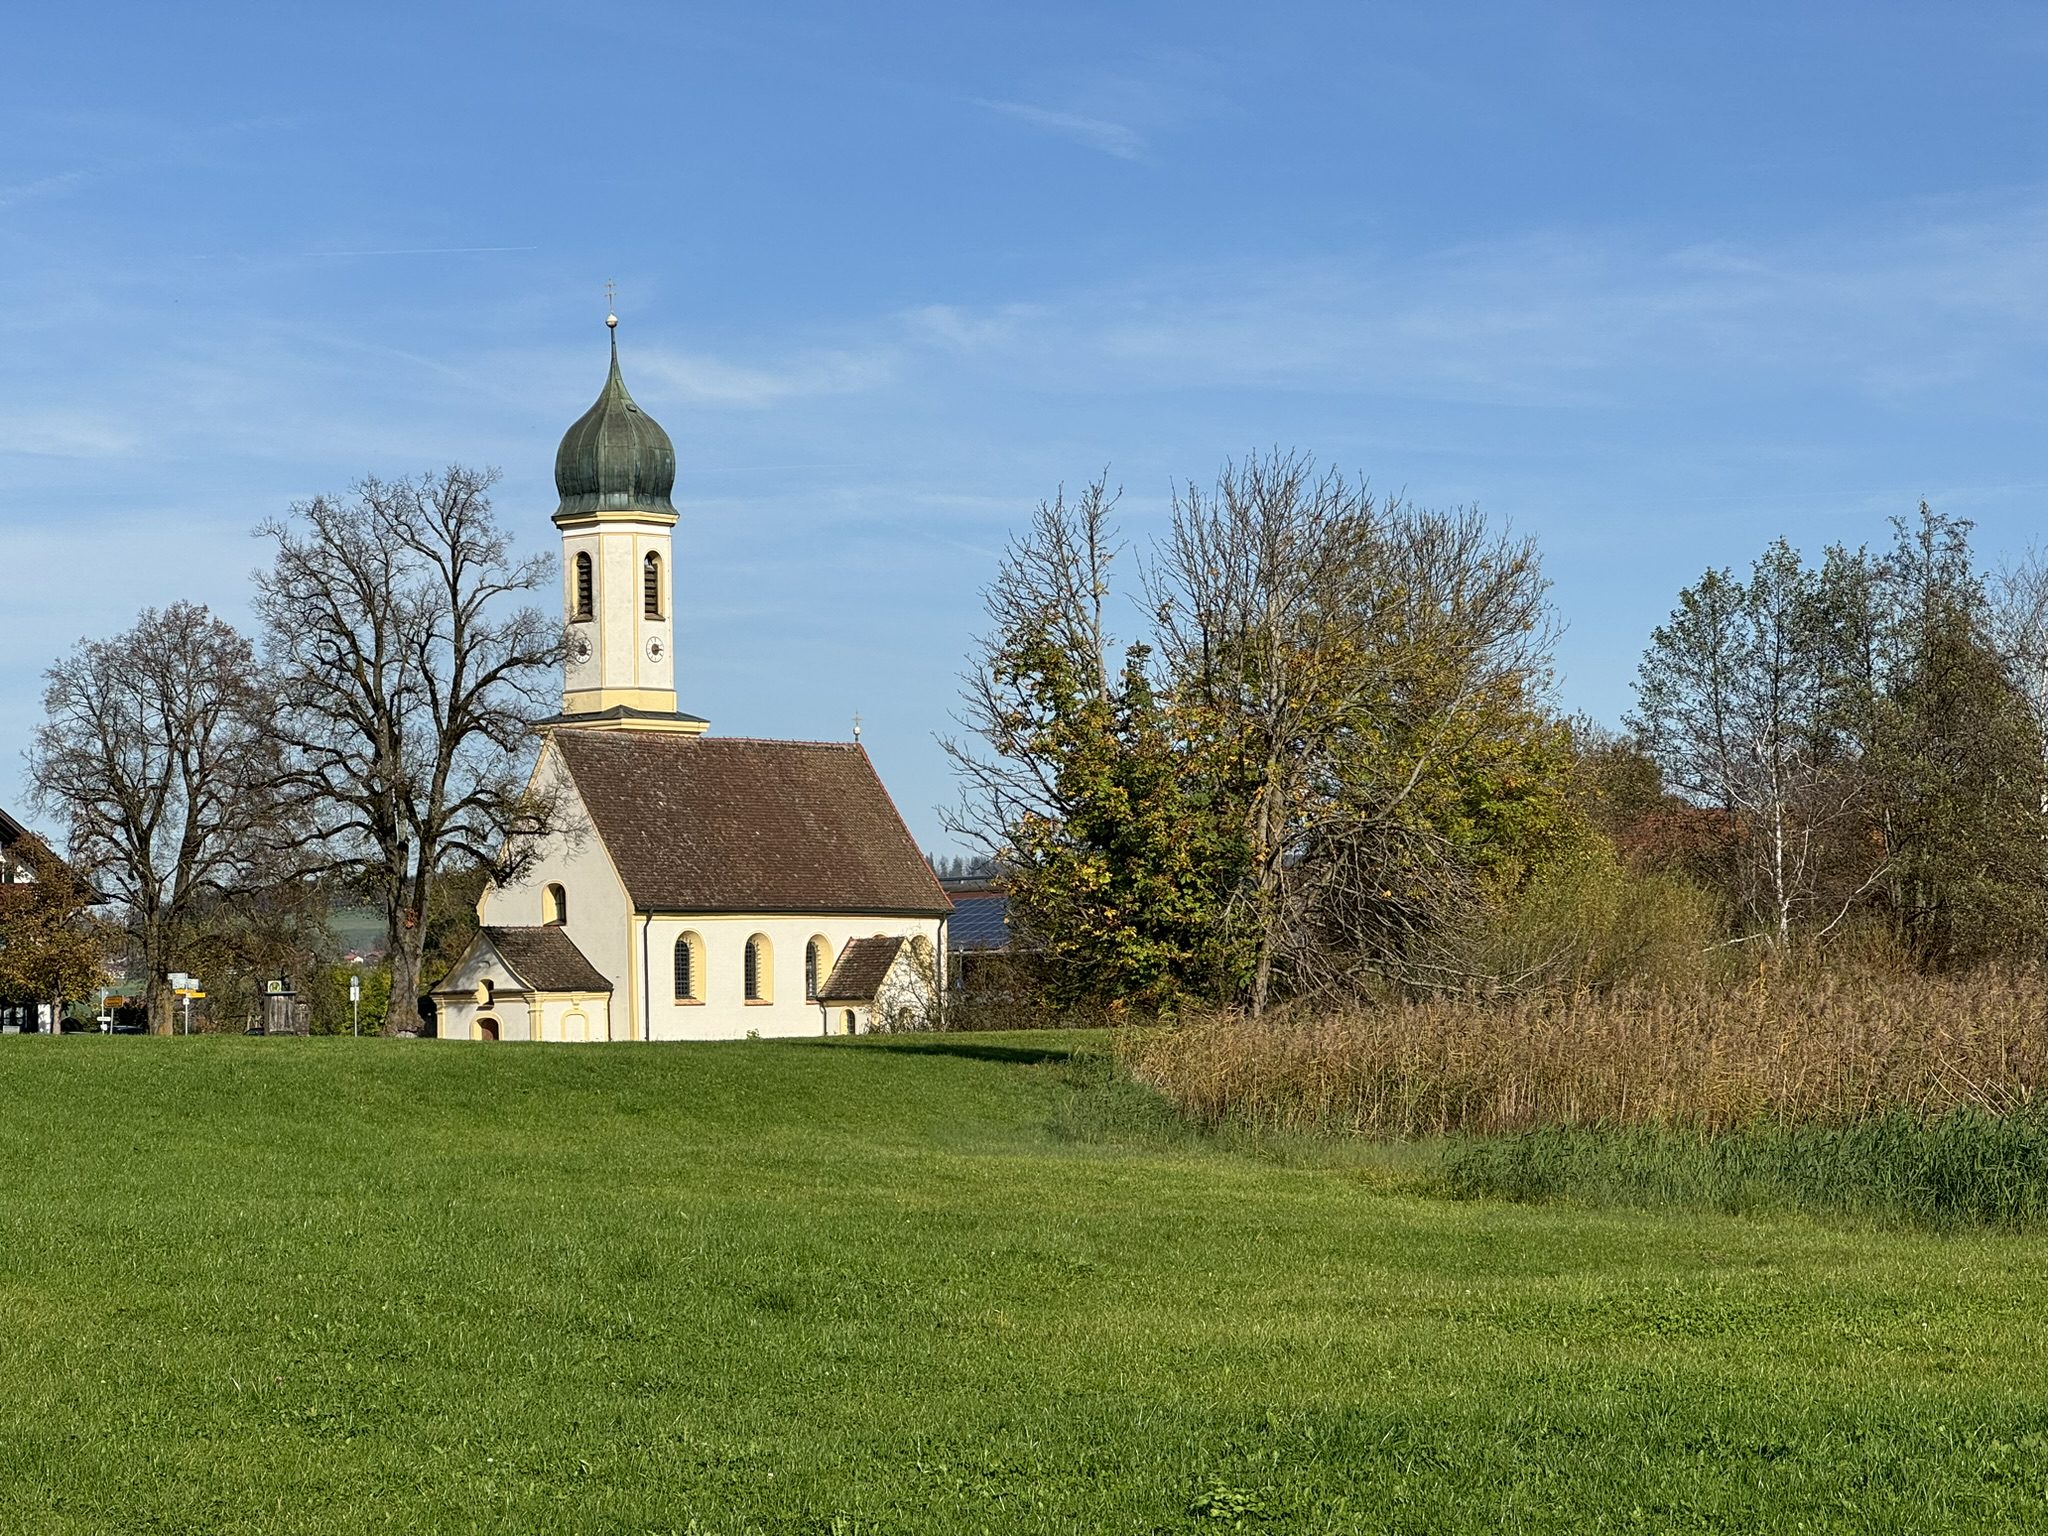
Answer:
[{"left": 1120, "top": 969, "right": 2048, "bottom": 1136}]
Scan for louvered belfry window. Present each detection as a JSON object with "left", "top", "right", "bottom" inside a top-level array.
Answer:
[
  {"left": 574, "top": 552, "right": 594, "bottom": 619},
  {"left": 644, "top": 552, "right": 662, "bottom": 618}
]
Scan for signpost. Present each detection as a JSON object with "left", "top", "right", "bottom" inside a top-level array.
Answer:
[
  {"left": 167, "top": 972, "right": 204, "bottom": 1035},
  {"left": 350, "top": 972, "right": 361, "bottom": 1037}
]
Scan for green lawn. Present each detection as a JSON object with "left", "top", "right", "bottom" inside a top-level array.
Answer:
[{"left": 3, "top": 1034, "right": 2048, "bottom": 1534}]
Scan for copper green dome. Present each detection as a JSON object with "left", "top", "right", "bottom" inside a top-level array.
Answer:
[{"left": 553, "top": 327, "right": 677, "bottom": 520}]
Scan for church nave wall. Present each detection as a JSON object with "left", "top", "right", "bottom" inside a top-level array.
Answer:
[{"left": 638, "top": 913, "right": 945, "bottom": 1041}]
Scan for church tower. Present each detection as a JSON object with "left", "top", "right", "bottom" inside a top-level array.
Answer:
[{"left": 549, "top": 315, "right": 707, "bottom": 733}]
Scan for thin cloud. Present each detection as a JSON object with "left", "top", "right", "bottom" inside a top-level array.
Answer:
[
  {"left": 0, "top": 114, "right": 296, "bottom": 212},
  {"left": 974, "top": 99, "right": 1145, "bottom": 160},
  {"left": 631, "top": 346, "right": 897, "bottom": 408},
  {"left": 873, "top": 197, "right": 2048, "bottom": 412},
  {"left": 0, "top": 169, "right": 92, "bottom": 209},
  {"left": 0, "top": 411, "right": 141, "bottom": 459},
  {"left": 297, "top": 245, "right": 540, "bottom": 259}
]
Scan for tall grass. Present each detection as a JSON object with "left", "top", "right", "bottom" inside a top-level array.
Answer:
[
  {"left": 1119, "top": 969, "right": 2048, "bottom": 1137},
  {"left": 1442, "top": 1108, "right": 2048, "bottom": 1229}
]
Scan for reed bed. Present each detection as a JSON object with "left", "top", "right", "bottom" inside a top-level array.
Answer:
[{"left": 1119, "top": 970, "right": 2048, "bottom": 1137}]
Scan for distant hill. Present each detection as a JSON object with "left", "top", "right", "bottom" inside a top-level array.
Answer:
[{"left": 329, "top": 907, "right": 386, "bottom": 959}]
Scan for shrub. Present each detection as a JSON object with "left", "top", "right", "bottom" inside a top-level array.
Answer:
[{"left": 1473, "top": 836, "right": 1723, "bottom": 993}]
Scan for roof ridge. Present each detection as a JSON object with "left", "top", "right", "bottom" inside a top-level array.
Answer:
[{"left": 566, "top": 732, "right": 862, "bottom": 751}]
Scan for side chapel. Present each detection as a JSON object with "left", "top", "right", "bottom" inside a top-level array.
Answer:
[{"left": 431, "top": 317, "right": 949, "bottom": 1042}]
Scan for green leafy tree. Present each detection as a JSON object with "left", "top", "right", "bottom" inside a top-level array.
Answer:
[
  {"left": 954, "top": 457, "right": 1572, "bottom": 1012},
  {"left": 0, "top": 837, "right": 108, "bottom": 1020},
  {"left": 946, "top": 481, "right": 1249, "bottom": 1012},
  {"left": 1861, "top": 506, "right": 2048, "bottom": 966},
  {"left": 1003, "top": 644, "right": 1249, "bottom": 1012}
]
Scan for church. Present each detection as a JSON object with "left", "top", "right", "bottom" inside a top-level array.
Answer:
[{"left": 431, "top": 317, "right": 950, "bottom": 1043}]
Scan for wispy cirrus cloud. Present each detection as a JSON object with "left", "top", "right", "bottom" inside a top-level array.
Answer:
[
  {"left": 0, "top": 411, "right": 142, "bottom": 458},
  {"left": 973, "top": 98, "right": 1146, "bottom": 160},
  {"left": 0, "top": 168, "right": 93, "bottom": 209},
  {"left": 0, "top": 113, "right": 297, "bottom": 214},
  {"left": 860, "top": 194, "right": 2048, "bottom": 416},
  {"left": 629, "top": 344, "right": 899, "bottom": 407}
]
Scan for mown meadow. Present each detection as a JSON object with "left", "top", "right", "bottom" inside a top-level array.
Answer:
[{"left": 4, "top": 1033, "right": 2048, "bottom": 1533}]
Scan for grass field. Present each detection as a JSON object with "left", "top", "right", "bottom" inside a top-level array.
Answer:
[{"left": 4, "top": 1035, "right": 2048, "bottom": 1533}]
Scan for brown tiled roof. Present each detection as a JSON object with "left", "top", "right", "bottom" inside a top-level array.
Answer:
[
  {"left": 816, "top": 935, "right": 907, "bottom": 1003},
  {"left": 553, "top": 732, "right": 951, "bottom": 916},
  {"left": 481, "top": 926, "right": 612, "bottom": 994}
]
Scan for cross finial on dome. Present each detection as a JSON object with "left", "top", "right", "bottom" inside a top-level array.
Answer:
[{"left": 605, "top": 278, "right": 618, "bottom": 331}]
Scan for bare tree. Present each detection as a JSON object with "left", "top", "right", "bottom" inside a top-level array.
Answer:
[
  {"left": 1150, "top": 451, "right": 1555, "bottom": 1009},
  {"left": 942, "top": 478, "right": 1120, "bottom": 855},
  {"left": 28, "top": 603, "right": 286, "bottom": 1034},
  {"left": 254, "top": 467, "right": 564, "bottom": 1030},
  {"left": 1991, "top": 547, "right": 2048, "bottom": 814}
]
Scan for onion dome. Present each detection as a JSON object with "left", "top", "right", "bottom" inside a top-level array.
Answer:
[{"left": 553, "top": 318, "right": 677, "bottom": 519}]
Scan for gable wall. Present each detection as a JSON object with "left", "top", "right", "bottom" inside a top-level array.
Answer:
[{"left": 476, "top": 742, "right": 636, "bottom": 1038}]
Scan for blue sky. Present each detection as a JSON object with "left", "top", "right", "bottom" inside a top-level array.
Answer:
[{"left": 8, "top": 3, "right": 2048, "bottom": 853}]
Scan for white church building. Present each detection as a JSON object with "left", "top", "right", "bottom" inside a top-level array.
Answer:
[{"left": 431, "top": 318, "right": 950, "bottom": 1043}]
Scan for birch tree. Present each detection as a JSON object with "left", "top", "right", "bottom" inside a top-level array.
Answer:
[{"left": 1631, "top": 540, "right": 1876, "bottom": 949}]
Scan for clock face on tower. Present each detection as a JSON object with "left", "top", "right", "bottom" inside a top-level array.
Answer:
[
  {"left": 646, "top": 635, "right": 666, "bottom": 662},
  {"left": 570, "top": 632, "right": 593, "bottom": 664}
]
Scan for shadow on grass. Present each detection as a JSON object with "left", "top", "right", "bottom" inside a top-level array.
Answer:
[{"left": 858, "top": 1038, "right": 1079, "bottom": 1067}]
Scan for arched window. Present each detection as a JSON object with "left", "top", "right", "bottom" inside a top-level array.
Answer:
[
  {"left": 842, "top": 1009, "right": 857, "bottom": 1035},
  {"left": 643, "top": 551, "right": 663, "bottom": 619},
  {"left": 673, "top": 933, "right": 703, "bottom": 1002},
  {"left": 573, "top": 552, "right": 594, "bottom": 620},
  {"left": 805, "top": 937, "right": 832, "bottom": 1001},
  {"left": 542, "top": 883, "right": 567, "bottom": 926},
  {"left": 744, "top": 935, "right": 773, "bottom": 1002},
  {"left": 478, "top": 978, "right": 495, "bottom": 1007}
]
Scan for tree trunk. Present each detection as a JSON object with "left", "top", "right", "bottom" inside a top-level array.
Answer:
[
  {"left": 1248, "top": 768, "right": 1287, "bottom": 1017},
  {"left": 384, "top": 862, "right": 434, "bottom": 1035},
  {"left": 388, "top": 935, "right": 424, "bottom": 1036},
  {"left": 144, "top": 974, "right": 173, "bottom": 1036}
]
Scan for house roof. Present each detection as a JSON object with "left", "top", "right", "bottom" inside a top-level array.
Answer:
[
  {"left": 479, "top": 926, "right": 613, "bottom": 994},
  {"left": 816, "top": 935, "right": 907, "bottom": 1003},
  {"left": 947, "top": 889, "right": 1011, "bottom": 950},
  {"left": 552, "top": 731, "right": 951, "bottom": 917}
]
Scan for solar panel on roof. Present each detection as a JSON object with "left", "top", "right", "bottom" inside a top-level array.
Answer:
[{"left": 947, "top": 894, "right": 1011, "bottom": 949}]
